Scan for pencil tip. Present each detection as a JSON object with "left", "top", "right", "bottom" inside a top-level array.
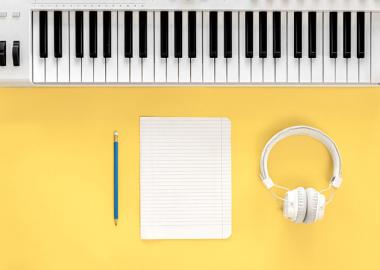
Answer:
[
  {"left": 114, "top": 220, "right": 118, "bottom": 226},
  {"left": 114, "top": 131, "right": 118, "bottom": 136}
]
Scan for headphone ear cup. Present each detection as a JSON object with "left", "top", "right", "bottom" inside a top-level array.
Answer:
[
  {"left": 304, "top": 188, "right": 326, "bottom": 224},
  {"left": 283, "top": 187, "right": 307, "bottom": 223}
]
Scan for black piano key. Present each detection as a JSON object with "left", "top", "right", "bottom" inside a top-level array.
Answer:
[
  {"left": 12, "top": 41, "right": 20, "bottom": 66},
  {"left": 89, "top": 11, "right": 97, "bottom": 58},
  {"left": 54, "top": 11, "right": 62, "bottom": 58},
  {"left": 160, "top": 11, "right": 169, "bottom": 58},
  {"left": 124, "top": 11, "right": 133, "bottom": 58},
  {"left": 224, "top": 12, "right": 232, "bottom": 58},
  {"left": 273, "top": 11, "right": 281, "bottom": 58},
  {"left": 259, "top": 11, "right": 267, "bottom": 58},
  {"left": 294, "top": 11, "right": 302, "bottom": 58},
  {"left": 343, "top": 12, "right": 351, "bottom": 58},
  {"left": 39, "top": 11, "right": 48, "bottom": 58},
  {"left": 103, "top": 11, "right": 112, "bottom": 58},
  {"left": 245, "top": 11, "right": 253, "bottom": 58},
  {"left": 308, "top": 12, "right": 316, "bottom": 58},
  {"left": 329, "top": 12, "right": 337, "bottom": 58},
  {"left": 188, "top": 11, "right": 196, "bottom": 58},
  {"left": 139, "top": 11, "right": 147, "bottom": 58},
  {"left": 75, "top": 11, "right": 83, "bottom": 58},
  {"left": 357, "top": 12, "right": 365, "bottom": 58},
  {"left": 0, "top": 41, "right": 6, "bottom": 66},
  {"left": 174, "top": 11, "right": 182, "bottom": 58},
  {"left": 210, "top": 11, "right": 218, "bottom": 58}
]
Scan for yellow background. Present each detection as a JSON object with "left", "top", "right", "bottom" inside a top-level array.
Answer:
[{"left": 0, "top": 87, "right": 380, "bottom": 270}]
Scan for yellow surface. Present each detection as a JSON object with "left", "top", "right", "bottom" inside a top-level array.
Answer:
[{"left": 1, "top": 87, "right": 380, "bottom": 270}]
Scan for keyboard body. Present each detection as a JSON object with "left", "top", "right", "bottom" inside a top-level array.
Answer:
[{"left": 1, "top": 0, "right": 380, "bottom": 86}]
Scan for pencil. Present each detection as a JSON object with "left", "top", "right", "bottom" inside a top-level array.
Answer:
[{"left": 114, "top": 131, "right": 119, "bottom": 226}]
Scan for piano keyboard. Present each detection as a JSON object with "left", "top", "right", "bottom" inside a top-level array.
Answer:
[{"left": 2, "top": 0, "right": 380, "bottom": 86}]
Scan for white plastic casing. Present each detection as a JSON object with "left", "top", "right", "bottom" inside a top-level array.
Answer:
[{"left": 1, "top": 0, "right": 380, "bottom": 86}]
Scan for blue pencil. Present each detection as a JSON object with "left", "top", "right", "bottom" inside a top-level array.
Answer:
[{"left": 114, "top": 131, "right": 119, "bottom": 226}]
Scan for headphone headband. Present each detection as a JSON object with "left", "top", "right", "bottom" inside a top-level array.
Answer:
[{"left": 260, "top": 126, "right": 342, "bottom": 190}]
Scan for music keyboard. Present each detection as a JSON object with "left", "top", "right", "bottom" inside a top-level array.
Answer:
[{"left": 2, "top": 0, "right": 380, "bottom": 86}]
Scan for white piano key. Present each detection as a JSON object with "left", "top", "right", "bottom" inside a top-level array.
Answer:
[
  {"left": 82, "top": 11, "right": 94, "bottom": 83},
  {"left": 167, "top": 11, "right": 178, "bottom": 83},
  {"left": 275, "top": 11, "right": 287, "bottom": 83},
  {"left": 311, "top": 12, "right": 323, "bottom": 83},
  {"left": 336, "top": 12, "right": 346, "bottom": 83},
  {"left": 252, "top": 12, "right": 263, "bottom": 83},
  {"left": 263, "top": 12, "right": 275, "bottom": 83},
  {"left": 179, "top": 11, "right": 191, "bottom": 83},
  {"left": 118, "top": 11, "right": 130, "bottom": 83},
  {"left": 239, "top": 11, "right": 251, "bottom": 83},
  {"left": 215, "top": 12, "right": 226, "bottom": 83},
  {"left": 106, "top": 11, "right": 118, "bottom": 83},
  {"left": 191, "top": 11, "right": 203, "bottom": 83},
  {"left": 227, "top": 12, "right": 239, "bottom": 83},
  {"left": 300, "top": 12, "right": 311, "bottom": 83},
  {"left": 130, "top": 12, "right": 141, "bottom": 83},
  {"left": 324, "top": 12, "right": 335, "bottom": 83},
  {"left": 154, "top": 11, "right": 166, "bottom": 83},
  {"left": 94, "top": 11, "right": 105, "bottom": 83},
  {"left": 143, "top": 11, "right": 154, "bottom": 83},
  {"left": 372, "top": 12, "right": 380, "bottom": 83},
  {"left": 360, "top": 12, "right": 371, "bottom": 83},
  {"left": 57, "top": 11, "right": 70, "bottom": 83},
  {"left": 32, "top": 11, "right": 45, "bottom": 83},
  {"left": 46, "top": 11, "right": 57, "bottom": 83},
  {"left": 287, "top": 12, "right": 299, "bottom": 83},
  {"left": 69, "top": 11, "right": 82, "bottom": 83},
  {"left": 203, "top": 11, "right": 214, "bottom": 83},
  {"left": 347, "top": 12, "right": 358, "bottom": 83}
]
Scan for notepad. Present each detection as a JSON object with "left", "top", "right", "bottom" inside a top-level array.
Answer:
[{"left": 140, "top": 117, "right": 231, "bottom": 240}]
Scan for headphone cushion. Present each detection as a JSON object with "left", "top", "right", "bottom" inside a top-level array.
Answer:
[
  {"left": 295, "top": 187, "right": 307, "bottom": 223},
  {"left": 284, "top": 187, "right": 307, "bottom": 223},
  {"left": 304, "top": 188, "right": 320, "bottom": 224}
]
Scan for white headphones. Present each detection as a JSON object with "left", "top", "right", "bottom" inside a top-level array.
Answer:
[{"left": 260, "top": 126, "right": 342, "bottom": 224}]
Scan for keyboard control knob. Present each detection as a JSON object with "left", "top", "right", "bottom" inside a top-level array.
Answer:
[
  {"left": 12, "top": 41, "right": 20, "bottom": 66},
  {"left": 0, "top": 41, "right": 6, "bottom": 66}
]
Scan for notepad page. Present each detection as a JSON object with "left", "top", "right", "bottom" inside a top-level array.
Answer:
[{"left": 140, "top": 117, "right": 231, "bottom": 240}]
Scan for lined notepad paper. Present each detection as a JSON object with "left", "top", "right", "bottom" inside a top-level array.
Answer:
[{"left": 140, "top": 117, "right": 231, "bottom": 240}]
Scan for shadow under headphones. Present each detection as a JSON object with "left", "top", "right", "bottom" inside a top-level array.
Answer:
[{"left": 259, "top": 126, "right": 343, "bottom": 224}]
